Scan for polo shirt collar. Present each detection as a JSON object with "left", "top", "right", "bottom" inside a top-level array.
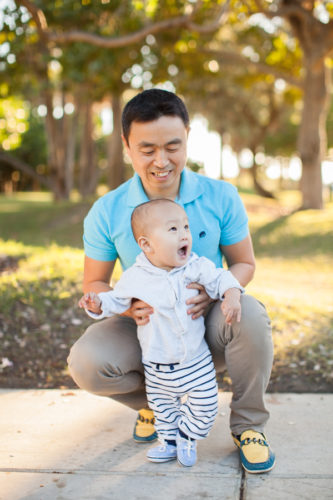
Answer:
[
  {"left": 127, "top": 168, "right": 204, "bottom": 207},
  {"left": 127, "top": 173, "right": 150, "bottom": 207},
  {"left": 178, "top": 168, "right": 204, "bottom": 204}
]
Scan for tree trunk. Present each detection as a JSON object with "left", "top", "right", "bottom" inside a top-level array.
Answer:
[
  {"left": 107, "top": 94, "right": 125, "bottom": 190},
  {"left": 64, "top": 101, "right": 78, "bottom": 195},
  {"left": 281, "top": 0, "right": 332, "bottom": 210},
  {"left": 44, "top": 91, "right": 66, "bottom": 199},
  {"left": 250, "top": 162, "right": 275, "bottom": 199},
  {"left": 78, "top": 100, "right": 98, "bottom": 197},
  {"left": 44, "top": 90, "right": 77, "bottom": 200},
  {"left": 298, "top": 59, "right": 330, "bottom": 209},
  {"left": 249, "top": 145, "right": 275, "bottom": 199}
]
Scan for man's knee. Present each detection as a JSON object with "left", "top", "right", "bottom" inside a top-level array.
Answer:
[
  {"left": 229, "top": 295, "right": 274, "bottom": 372},
  {"left": 237, "top": 295, "right": 272, "bottom": 346},
  {"left": 206, "top": 294, "right": 272, "bottom": 352},
  {"left": 67, "top": 319, "right": 144, "bottom": 396},
  {"left": 67, "top": 326, "right": 108, "bottom": 393}
]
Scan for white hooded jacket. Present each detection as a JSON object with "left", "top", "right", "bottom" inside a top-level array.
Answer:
[{"left": 86, "top": 252, "right": 243, "bottom": 364}]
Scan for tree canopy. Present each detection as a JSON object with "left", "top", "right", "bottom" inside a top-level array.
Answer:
[{"left": 1, "top": 0, "right": 332, "bottom": 207}]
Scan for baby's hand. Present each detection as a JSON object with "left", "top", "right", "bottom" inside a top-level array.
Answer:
[
  {"left": 221, "top": 288, "right": 241, "bottom": 325},
  {"left": 78, "top": 292, "right": 102, "bottom": 314}
]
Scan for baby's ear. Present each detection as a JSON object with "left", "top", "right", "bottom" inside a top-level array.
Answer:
[{"left": 137, "top": 236, "right": 152, "bottom": 253}]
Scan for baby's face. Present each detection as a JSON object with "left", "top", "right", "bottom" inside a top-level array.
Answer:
[{"left": 145, "top": 204, "right": 192, "bottom": 271}]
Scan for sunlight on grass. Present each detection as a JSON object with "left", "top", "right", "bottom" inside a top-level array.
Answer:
[
  {"left": 112, "top": 259, "right": 123, "bottom": 283},
  {"left": 248, "top": 256, "right": 333, "bottom": 309},
  {"left": 0, "top": 241, "right": 84, "bottom": 314},
  {"left": 0, "top": 239, "right": 123, "bottom": 318},
  {"left": 1, "top": 192, "right": 54, "bottom": 202},
  {"left": 0, "top": 195, "right": 91, "bottom": 248},
  {"left": 252, "top": 210, "right": 333, "bottom": 257}
]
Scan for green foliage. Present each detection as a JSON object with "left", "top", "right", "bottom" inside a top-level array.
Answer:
[
  {"left": 0, "top": 0, "right": 332, "bottom": 204},
  {"left": 15, "top": 111, "right": 48, "bottom": 168},
  {"left": 0, "top": 95, "right": 29, "bottom": 150},
  {"left": 136, "top": 8, "right": 304, "bottom": 158}
]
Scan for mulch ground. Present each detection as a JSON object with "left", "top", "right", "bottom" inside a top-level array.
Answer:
[{"left": 1, "top": 255, "right": 332, "bottom": 393}]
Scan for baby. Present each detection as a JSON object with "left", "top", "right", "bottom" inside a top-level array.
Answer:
[{"left": 79, "top": 198, "right": 243, "bottom": 467}]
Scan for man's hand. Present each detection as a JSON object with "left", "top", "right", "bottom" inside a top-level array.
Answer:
[
  {"left": 186, "top": 283, "right": 215, "bottom": 320},
  {"left": 79, "top": 291, "right": 102, "bottom": 314},
  {"left": 121, "top": 298, "right": 154, "bottom": 326},
  {"left": 221, "top": 288, "right": 241, "bottom": 325}
]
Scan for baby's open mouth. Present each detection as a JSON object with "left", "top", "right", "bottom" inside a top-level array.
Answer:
[{"left": 178, "top": 245, "right": 188, "bottom": 257}]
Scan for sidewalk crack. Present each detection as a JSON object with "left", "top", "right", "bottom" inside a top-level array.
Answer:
[{"left": 239, "top": 468, "right": 246, "bottom": 500}]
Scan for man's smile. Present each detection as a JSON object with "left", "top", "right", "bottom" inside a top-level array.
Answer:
[{"left": 151, "top": 170, "right": 172, "bottom": 178}]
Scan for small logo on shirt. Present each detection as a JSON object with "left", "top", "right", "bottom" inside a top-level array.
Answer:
[{"left": 199, "top": 231, "right": 206, "bottom": 238}]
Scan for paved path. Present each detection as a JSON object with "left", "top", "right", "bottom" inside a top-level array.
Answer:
[{"left": 1, "top": 390, "right": 332, "bottom": 499}]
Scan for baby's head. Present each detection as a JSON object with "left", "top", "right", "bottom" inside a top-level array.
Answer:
[{"left": 131, "top": 199, "right": 192, "bottom": 271}]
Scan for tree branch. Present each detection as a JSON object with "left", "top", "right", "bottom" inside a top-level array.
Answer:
[
  {"left": 0, "top": 152, "right": 59, "bottom": 195},
  {"left": 252, "top": 0, "right": 270, "bottom": 15},
  {"left": 48, "top": 16, "right": 191, "bottom": 48},
  {"left": 15, "top": 0, "right": 230, "bottom": 49},
  {"left": 252, "top": 0, "right": 333, "bottom": 58},
  {"left": 205, "top": 49, "right": 304, "bottom": 88},
  {"left": 254, "top": 1, "right": 310, "bottom": 21},
  {"left": 16, "top": 0, "right": 48, "bottom": 39},
  {"left": 324, "top": 19, "right": 333, "bottom": 56},
  {"left": 187, "top": 0, "right": 231, "bottom": 34}
]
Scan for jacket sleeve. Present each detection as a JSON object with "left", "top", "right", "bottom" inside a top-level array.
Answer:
[
  {"left": 85, "top": 290, "right": 132, "bottom": 320},
  {"left": 85, "top": 268, "right": 136, "bottom": 320},
  {"left": 186, "top": 256, "right": 244, "bottom": 300}
]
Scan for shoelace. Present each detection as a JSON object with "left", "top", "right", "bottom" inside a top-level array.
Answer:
[
  {"left": 180, "top": 437, "right": 195, "bottom": 457},
  {"left": 157, "top": 438, "right": 168, "bottom": 451}
]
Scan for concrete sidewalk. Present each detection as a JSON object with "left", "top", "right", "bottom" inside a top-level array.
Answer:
[{"left": 0, "top": 390, "right": 332, "bottom": 500}]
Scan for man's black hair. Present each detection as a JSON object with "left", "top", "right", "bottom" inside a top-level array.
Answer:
[{"left": 122, "top": 89, "right": 189, "bottom": 144}]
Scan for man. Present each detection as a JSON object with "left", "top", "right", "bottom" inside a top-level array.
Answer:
[{"left": 68, "top": 88, "right": 275, "bottom": 473}]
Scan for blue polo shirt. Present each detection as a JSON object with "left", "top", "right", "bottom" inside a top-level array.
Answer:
[{"left": 83, "top": 168, "right": 249, "bottom": 270}]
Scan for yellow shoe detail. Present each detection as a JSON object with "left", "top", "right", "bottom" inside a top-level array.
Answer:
[
  {"left": 238, "top": 430, "right": 269, "bottom": 464},
  {"left": 133, "top": 408, "right": 157, "bottom": 442}
]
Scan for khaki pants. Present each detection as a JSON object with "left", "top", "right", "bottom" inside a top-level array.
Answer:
[{"left": 67, "top": 294, "right": 273, "bottom": 435}]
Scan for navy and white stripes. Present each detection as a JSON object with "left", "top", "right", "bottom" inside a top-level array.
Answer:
[{"left": 143, "top": 351, "right": 218, "bottom": 441}]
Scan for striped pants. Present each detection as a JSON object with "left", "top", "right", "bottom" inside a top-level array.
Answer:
[{"left": 143, "top": 351, "right": 218, "bottom": 441}]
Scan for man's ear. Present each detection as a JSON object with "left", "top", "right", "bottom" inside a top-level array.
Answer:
[
  {"left": 137, "top": 236, "right": 152, "bottom": 253},
  {"left": 121, "top": 134, "right": 129, "bottom": 152},
  {"left": 122, "top": 134, "right": 132, "bottom": 164}
]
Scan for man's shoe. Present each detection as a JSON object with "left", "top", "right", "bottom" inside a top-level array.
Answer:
[
  {"left": 176, "top": 432, "right": 197, "bottom": 467},
  {"left": 133, "top": 408, "right": 158, "bottom": 443},
  {"left": 146, "top": 440, "right": 177, "bottom": 463},
  {"left": 232, "top": 429, "right": 276, "bottom": 473}
]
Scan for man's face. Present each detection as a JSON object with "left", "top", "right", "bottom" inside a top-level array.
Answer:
[{"left": 123, "top": 115, "right": 189, "bottom": 199}]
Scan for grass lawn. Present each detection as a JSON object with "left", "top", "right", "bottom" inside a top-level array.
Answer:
[{"left": 0, "top": 189, "right": 332, "bottom": 392}]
